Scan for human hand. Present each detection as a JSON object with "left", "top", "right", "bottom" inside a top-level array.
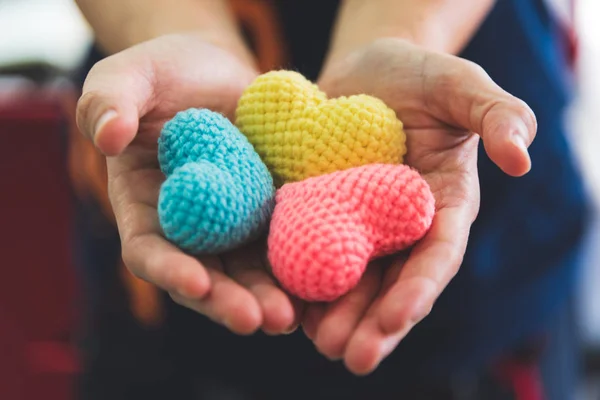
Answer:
[
  {"left": 303, "top": 38, "right": 536, "bottom": 374},
  {"left": 76, "top": 33, "right": 301, "bottom": 335}
]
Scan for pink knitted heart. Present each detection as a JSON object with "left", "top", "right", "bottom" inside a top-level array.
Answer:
[{"left": 268, "top": 163, "right": 435, "bottom": 302}]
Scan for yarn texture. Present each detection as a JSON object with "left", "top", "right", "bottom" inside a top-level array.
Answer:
[
  {"left": 236, "top": 71, "right": 435, "bottom": 302},
  {"left": 270, "top": 164, "right": 435, "bottom": 301},
  {"left": 236, "top": 70, "right": 407, "bottom": 186},
  {"left": 157, "top": 108, "right": 275, "bottom": 254}
]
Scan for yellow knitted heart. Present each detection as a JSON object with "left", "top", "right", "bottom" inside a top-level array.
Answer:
[{"left": 235, "top": 70, "right": 406, "bottom": 186}]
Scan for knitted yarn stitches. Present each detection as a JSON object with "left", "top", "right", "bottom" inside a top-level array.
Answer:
[
  {"left": 236, "top": 71, "right": 435, "bottom": 301},
  {"left": 236, "top": 70, "right": 407, "bottom": 185},
  {"left": 157, "top": 108, "right": 275, "bottom": 254},
  {"left": 270, "top": 164, "right": 435, "bottom": 301}
]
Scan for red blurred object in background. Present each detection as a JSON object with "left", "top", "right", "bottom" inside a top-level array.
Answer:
[{"left": 0, "top": 77, "right": 80, "bottom": 400}]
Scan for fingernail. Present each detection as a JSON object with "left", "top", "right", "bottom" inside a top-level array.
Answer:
[
  {"left": 283, "top": 323, "right": 299, "bottom": 335},
  {"left": 93, "top": 110, "right": 118, "bottom": 143},
  {"left": 511, "top": 133, "right": 528, "bottom": 152},
  {"left": 511, "top": 133, "right": 532, "bottom": 173}
]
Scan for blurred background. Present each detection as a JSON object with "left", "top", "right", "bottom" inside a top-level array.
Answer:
[{"left": 0, "top": 0, "right": 598, "bottom": 399}]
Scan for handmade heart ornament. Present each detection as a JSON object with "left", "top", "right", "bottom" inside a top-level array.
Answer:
[
  {"left": 157, "top": 109, "right": 275, "bottom": 254},
  {"left": 235, "top": 70, "right": 407, "bottom": 185},
  {"left": 235, "top": 71, "right": 435, "bottom": 302},
  {"left": 269, "top": 163, "right": 435, "bottom": 301}
]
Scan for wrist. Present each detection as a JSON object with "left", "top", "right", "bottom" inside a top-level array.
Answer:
[
  {"left": 77, "top": 0, "right": 255, "bottom": 66},
  {"left": 327, "top": 0, "right": 494, "bottom": 58},
  {"left": 129, "top": 29, "right": 257, "bottom": 70}
]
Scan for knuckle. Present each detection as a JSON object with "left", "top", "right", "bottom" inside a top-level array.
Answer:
[
  {"left": 434, "top": 65, "right": 464, "bottom": 93},
  {"left": 370, "top": 37, "right": 401, "bottom": 54},
  {"left": 464, "top": 60, "right": 488, "bottom": 78},
  {"left": 429, "top": 58, "right": 489, "bottom": 106}
]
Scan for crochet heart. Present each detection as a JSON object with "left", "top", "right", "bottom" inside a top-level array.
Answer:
[
  {"left": 268, "top": 163, "right": 435, "bottom": 302},
  {"left": 157, "top": 109, "right": 275, "bottom": 254},
  {"left": 235, "top": 70, "right": 407, "bottom": 186}
]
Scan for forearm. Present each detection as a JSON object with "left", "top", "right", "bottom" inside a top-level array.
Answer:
[
  {"left": 75, "top": 0, "right": 252, "bottom": 61},
  {"left": 327, "top": 0, "right": 495, "bottom": 58}
]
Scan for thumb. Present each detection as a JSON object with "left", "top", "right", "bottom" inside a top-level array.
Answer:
[
  {"left": 426, "top": 58, "right": 537, "bottom": 177},
  {"left": 76, "top": 55, "right": 154, "bottom": 156}
]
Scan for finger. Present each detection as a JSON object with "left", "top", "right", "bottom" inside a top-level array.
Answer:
[
  {"left": 122, "top": 231, "right": 211, "bottom": 299},
  {"left": 222, "top": 245, "right": 297, "bottom": 335},
  {"left": 106, "top": 162, "right": 209, "bottom": 298},
  {"left": 170, "top": 264, "right": 263, "bottom": 335},
  {"left": 344, "top": 302, "right": 413, "bottom": 376},
  {"left": 76, "top": 53, "right": 155, "bottom": 156},
  {"left": 302, "top": 303, "right": 328, "bottom": 341},
  {"left": 342, "top": 260, "right": 405, "bottom": 375},
  {"left": 287, "top": 296, "right": 306, "bottom": 334},
  {"left": 426, "top": 56, "right": 537, "bottom": 176},
  {"left": 314, "top": 265, "right": 382, "bottom": 360},
  {"left": 109, "top": 164, "right": 263, "bottom": 334},
  {"left": 377, "top": 205, "right": 474, "bottom": 335},
  {"left": 232, "top": 269, "right": 295, "bottom": 335}
]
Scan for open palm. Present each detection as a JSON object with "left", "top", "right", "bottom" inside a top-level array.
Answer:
[
  {"left": 303, "top": 38, "right": 537, "bottom": 374},
  {"left": 77, "top": 34, "right": 300, "bottom": 335}
]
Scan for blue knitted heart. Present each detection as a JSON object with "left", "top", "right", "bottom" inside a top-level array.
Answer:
[{"left": 157, "top": 108, "right": 275, "bottom": 254}]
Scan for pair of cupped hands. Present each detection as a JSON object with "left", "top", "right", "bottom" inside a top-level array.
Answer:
[{"left": 77, "top": 33, "right": 536, "bottom": 375}]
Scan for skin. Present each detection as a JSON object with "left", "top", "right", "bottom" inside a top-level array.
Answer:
[
  {"left": 305, "top": 39, "right": 536, "bottom": 375},
  {"left": 74, "top": 0, "right": 253, "bottom": 62},
  {"left": 75, "top": 1, "right": 301, "bottom": 336},
  {"left": 325, "top": 0, "right": 496, "bottom": 57},
  {"left": 301, "top": 0, "right": 536, "bottom": 375},
  {"left": 75, "top": 0, "right": 536, "bottom": 375}
]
